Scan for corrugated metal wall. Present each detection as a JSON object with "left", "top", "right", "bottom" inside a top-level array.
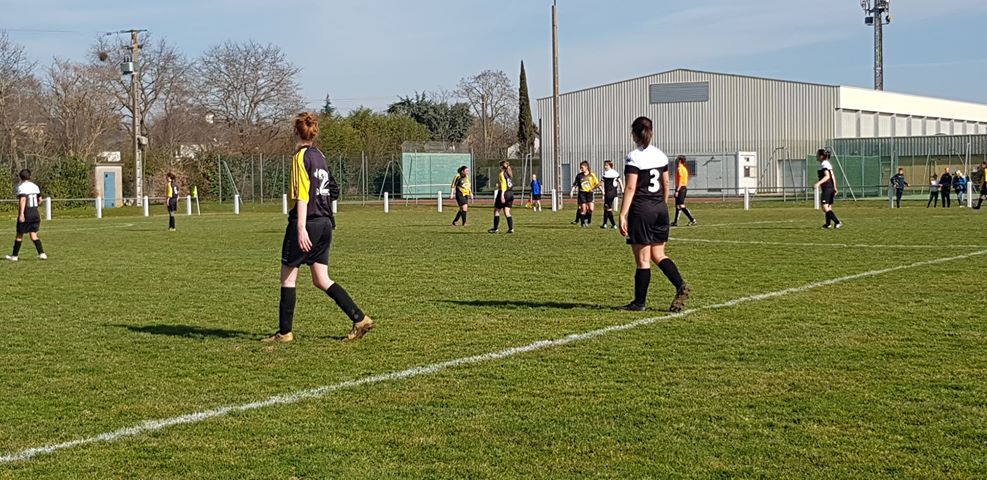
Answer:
[{"left": 537, "top": 69, "right": 839, "bottom": 194}]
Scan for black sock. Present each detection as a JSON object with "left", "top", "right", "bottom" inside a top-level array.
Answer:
[
  {"left": 326, "top": 283, "right": 365, "bottom": 322},
  {"left": 585, "top": 212, "right": 592, "bottom": 225},
  {"left": 169, "top": 214, "right": 175, "bottom": 229},
  {"left": 683, "top": 208, "right": 695, "bottom": 222},
  {"left": 634, "top": 268, "right": 651, "bottom": 306},
  {"left": 673, "top": 209, "right": 681, "bottom": 224},
  {"left": 506, "top": 216, "right": 513, "bottom": 230},
  {"left": 278, "top": 287, "right": 296, "bottom": 334},
  {"left": 33, "top": 239, "right": 43, "bottom": 254},
  {"left": 452, "top": 211, "right": 462, "bottom": 224},
  {"left": 575, "top": 210, "right": 581, "bottom": 222},
  {"left": 12, "top": 240, "right": 22, "bottom": 257},
  {"left": 978, "top": 197, "right": 984, "bottom": 208},
  {"left": 657, "top": 258, "right": 685, "bottom": 291},
  {"left": 493, "top": 215, "right": 500, "bottom": 230},
  {"left": 604, "top": 211, "right": 614, "bottom": 226},
  {"left": 830, "top": 211, "right": 840, "bottom": 224},
  {"left": 461, "top": 212, "right": 467, "bottom": 224}
]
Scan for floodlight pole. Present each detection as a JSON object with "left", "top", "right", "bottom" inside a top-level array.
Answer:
[
  {"left": 862, "top": 1, "right": 891, "bottom": 91},
  {"left": 552, "top": 1, "right": 562, "bottom": 209}
]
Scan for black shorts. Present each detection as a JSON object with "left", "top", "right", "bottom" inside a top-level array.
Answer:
[
  {"left": 626, "top": 201, "right": 669, "bottom": 245},
  {"left": 821, "top": 188, "right": 836, "bottom": 206},
  {"left": 16, "top": 220, "right": 40, "bottom": 235},
  {"left": 494, "top": 191, "right": 514, "bottom": 209},
  {"left": 675, "top": 187, "right": 688, "bottom": 206},
  {"left": 604, "top": 193, "right": 617, "bottom": 210},
  {"left": 455, "top": 192, "right": 469, "bottom": 207},
  {"left": 577, "top": 191, "right": 595, "bottom": 205},
  {"left": 281, "top": 217, "right": 333, "bottom": 267},
  {"left": 532, "top": 194, "right": 541, "bottom": 201},
  {"left": 167, "top": 198, "right": 178, "bottom": 213}
]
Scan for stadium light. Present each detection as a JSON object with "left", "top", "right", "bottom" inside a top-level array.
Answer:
[{"left": 860, "top": 0, "right": 891, "bottom": 90}]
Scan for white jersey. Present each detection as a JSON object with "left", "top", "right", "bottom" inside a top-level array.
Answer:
[
  {"left": 625, "top": 146, "right": 670, "bottom": 199},
  {"left": 16, "top": 181, "right": 41, "bottom": 208}
]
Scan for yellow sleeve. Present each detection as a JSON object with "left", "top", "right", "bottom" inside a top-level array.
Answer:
[
  {"left": 167, "top": 184, "right": 174, "bottom": 199},
  {"left": 591, "top": 174, "right": 600, "bottom": 189},
  {"left": 292, "top": 148, "right": 310, "bottom": 202},
  {"left": 499, "top": 172, "right": 508, "bottom": 192}
]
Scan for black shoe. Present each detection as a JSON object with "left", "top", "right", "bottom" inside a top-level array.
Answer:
[
  {"left": 618, "top": 303, "right": 646, "bottom": 312},
  {"left": 688, "top": 220, "right": 697, "bottom": 226},
  {"left": 570, "top": 220, "right": 579, "bottom": 225},
  {"left": 507, "top": 229, "right": 514, "bottom": 234},
  {"left": 670, "top": 222, "right": 678, "bottom": 227},
  {"left": 822, "top": 224, "right": 831, "bottom": 229},
  {"left": 488, "top": 228, "right": 499, "bottom": 234}
]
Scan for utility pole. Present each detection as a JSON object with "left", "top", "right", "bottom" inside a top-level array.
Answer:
[
  {"left": 860, "top": 1, "right": 891, "bottom": 91},
  {"left": 481, "top": 93, "right": 487, "bottom": 160},
  {"left": 129, "top": 30, "right": 145, "bottom": 205},
  {"left": 552, "top": 0, "right": 562, "bottom": 208}
]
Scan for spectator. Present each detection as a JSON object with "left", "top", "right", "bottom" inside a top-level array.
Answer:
[
  {"left": 927, "top": 175, "right": 940, "bottom": 208},
  {"left": 954, "top": 170, "right": 968, "bottom": 207},
  {"left": 890, "top": 168, "right": 908, "bottom": 208},
  {"left": 939, "top": 167, "right": 953, "bottom": 208}
]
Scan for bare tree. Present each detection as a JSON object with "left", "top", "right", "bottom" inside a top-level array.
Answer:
[
  {"left": 195, "top": 40, "right": 303, "bottom": 153},
  {"left": 457, "top": 70, "right": 517, "bottom": 158},
  {"left": 0, "top": 32, "right": 41, "bottom": 173},
  {"left": 42, "top": 59, "right": 118, "bottom": 160}
]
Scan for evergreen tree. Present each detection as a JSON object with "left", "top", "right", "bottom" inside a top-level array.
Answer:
[{"left": 517, "top": 61, "right": 535, "bottom": 158}]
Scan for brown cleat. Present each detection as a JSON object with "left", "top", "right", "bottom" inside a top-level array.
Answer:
[
  {"left": 261, "top": 332, "right": 294, "bottom": 343},
  {"left": 346, "top": 317, "right": 375, "bottom": 341},
  {"left": 669, "top": 284, "right": 691, "bottom": 313}
]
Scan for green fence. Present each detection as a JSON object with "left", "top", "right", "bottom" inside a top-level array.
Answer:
[
  {"left": 401, "top": 153, "right": 473, "bottom": 199},
  {"left": 806, "top": 155, "right": 885, "bottom": 197}
]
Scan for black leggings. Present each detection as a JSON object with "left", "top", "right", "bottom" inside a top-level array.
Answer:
[
  {"left": 941, "top": 189, "right": 951, "bottom": 208},
  {"left": 927, "top": 191, "right": 939, "bottom": 208}
]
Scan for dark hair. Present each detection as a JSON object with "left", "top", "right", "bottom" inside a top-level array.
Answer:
[
  {"left": 817, "top": 149, "right": 830, "bottom": 160},
  {"left": 676, "top": 155, "right": 687, "bottom": 164},
  {"left": 579, "top": 160, "right": 590, "bottom": 170},
  {"left": 18, "top": 169, "right": 31, "bottom": 181},
  {"left": 631, "top": 116, "right": 653, "bottom": 147},
  {"left": 603, "top": 160, "right": 614, "bottom": 168},
  {"left": 457, "top": 165, "right": 468, "bottom": 175},
  {"left": 294, "top": 112, "right": 319, "bottom": 141},
  {"left": 167, "top": 172, "right": 176, "bottom": 180}
]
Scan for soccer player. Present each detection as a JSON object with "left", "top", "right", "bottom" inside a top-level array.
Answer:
[
  {"left": 263, "top": 112, "right": 374, "bottom": 343},
  {"left": 489, "top": 160, "right": 515, "bottom": 234},
  {"left": 166, "top": 172, "right": 179, "bottom": 231},
  {"left": 570, "top": 161, "right": 601, "bottom": 228},
  {"left": 813, "top": 149, "right": 843, "bottom": 229},
  {"left": 975, "top": 162, "right": 987, "bottom": 210},
  {"left": 5, "top": 169, "right": 47, "bottom": 262},
  {"left": 530, "top": 174, "right": 542, "bottom": 212},
  {"left": 618, "top": 116, "right": 690, "bottom": 312},
  {"left": 939, "top": 167, "right": 953, "bottom": 208},
  {"left": 670, "top": 155, "right": 697, "bottom": 227},
  {"left": 890, "top": 168, "right": 908, "bottom": 208},
  {"left": 450, "top": 166, "right": 471, "bottom": 226},
  {"left": 600, "top": 160, "right": 622, "bottom": 229}
]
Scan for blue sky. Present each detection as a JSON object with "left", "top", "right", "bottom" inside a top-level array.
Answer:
[{"left": 4, "top": 0, "right": 987, "bottom": 117}]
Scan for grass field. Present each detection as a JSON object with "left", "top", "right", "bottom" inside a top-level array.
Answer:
[{"left": 1, "top": 200, "right": 985, "bottom": 479}]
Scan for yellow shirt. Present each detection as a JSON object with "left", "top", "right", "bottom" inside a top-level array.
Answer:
[
  {"left": 498, "top": 171, "right": 513, "bottom": 192},
  {"left": 676, "top": 163, "right": 689, "bottom": 189},
  {"left": 579, "top": 172, "right": 600, "bottom": 192},
  {"left": 451, "top": 175, "right": 472, "bottom": 196}
]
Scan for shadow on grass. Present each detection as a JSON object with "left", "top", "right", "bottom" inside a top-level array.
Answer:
[
  {"left": 442, "top": 299, "right": 599, "bottom": 310},
  {"left": 115, "top": 324, "right": 256, "bottom": 340}
]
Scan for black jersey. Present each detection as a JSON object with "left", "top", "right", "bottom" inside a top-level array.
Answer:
[
  {"left": 289, "top": 146, "right": 338, "bottom": 221},
  {"left": 818, "top": 160, "right": 836, "bottom": 190},
  {"left": 16, "top": 181, "right": 42, "bottom": 222},
  {"left": 603, "top": 170, "right": 620, "bottom": 196},
  {"left": 625, "top": 146, "right": 670, "bottom": 203}
]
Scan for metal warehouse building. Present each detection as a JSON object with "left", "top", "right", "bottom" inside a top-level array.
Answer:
[{"left": 536, "top": 69, "right": 987, "bottom": 196}]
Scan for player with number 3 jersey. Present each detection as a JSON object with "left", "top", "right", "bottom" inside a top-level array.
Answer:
[{"left": 618, "top": 116, "right": 690, "bottom": 312}]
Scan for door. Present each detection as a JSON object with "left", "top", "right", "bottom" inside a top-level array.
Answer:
[{"left": 103, "top": 172, "right": 116, "bottom": 208}]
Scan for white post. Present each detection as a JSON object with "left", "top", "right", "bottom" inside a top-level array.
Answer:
[
  {"left": 186, "top": 195, "right": 192, "bottom": 215},
  {"left": 744, "top": 188, "right": 751, "bottom": 211},
  {"left": 888, "top": 186, "right": 894, "bottom": 209},
  {"left": 551, "top": 189, "right": 558, "bottom": 211},
  {"left": 332, "top": 199, "right": 338, "bottom": 214},
  {"left": 234, "top": 194, "right": 240, "bottom": 214},
  {"left": 613, "top": 196, "right": 620, "bottom": 213},
  {"left": 384, "top": 192, "right": 390, "bottom": 213},
  {"left": 968, "top": 181, "right": 974, "bottom": 208},
  {"left": 814, "top": 187, "right": 821, "bottom": 210},
  {"left": 96, "top": 197, "right": 103, "bottom": 219},
  {"left": 282, "top": 194, "right": 288, "bottom": 215},
  {"left": 45, "top": 197, "right": 51, "bottom": 220},
  {"left": 437, "top": 191, "right": 443, "bottom": 213},
  {"left": 143, "top": 196, "right": 149, "bottom": 217}
]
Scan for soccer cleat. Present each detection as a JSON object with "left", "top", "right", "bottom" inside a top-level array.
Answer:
[
  {"left": 261, "top": 332, "right": 294, "bottom": 343},
  {"left": 488, "top": 228, "right": 499, "bottom": 234},
  {"left": 822, "top": 224, "right": 831, "bottom": 230},
  {"left": 4, "top": 255, "right": 18, "bottom": 262},
  {"left": 38, "top": 253, "right": 48, "bottom": 260},
  {"left": 669, "top": 222, "right": 678, "bottom": 227},
  {"left": 669, "top": 283, "right": 691, "bottom": 313},
  {"left": 570, "top": 220, "right": 579, "bottom": 225},
  {"left": 507, "top": 229, "right": 515, "bottom": 234},
  {"left": 835, "top": 222, "right": 843, "bottom": 229},
  {"left": 688, "top": 220, "right": 697, "bottom": 226},
  {"left": 600, "top": 224, "right": 608, "bottom": 229},
  {"left": 169, "top": 228, "right": 176, "bottom": 232},
  {"left": 618, "top": 303, "right": 646, "bottom": 312},
  {"left": 346, "top": 317, "right": 375, "bottom": 341}
]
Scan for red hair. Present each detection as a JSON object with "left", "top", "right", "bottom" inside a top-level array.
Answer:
[{"left": 294, "top": 112, "right": 319, "bottom": 141}]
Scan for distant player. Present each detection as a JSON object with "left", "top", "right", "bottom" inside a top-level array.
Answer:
[
  {"left": 670, "top": 155, "right": 697, "bottom": 227},
  {"left": 5, "top": 169, "right": 47, "bottom": 262},
  {"left": 813, "top": 149, "right": 843, "bottom": 229},
  {"left": 489, "top": 160, "right": 515, "bottom": 233},
  {"left": 263, "top": 112, "right": 374, "bottom": 343},
  {"left": 530, "top": 174, "right": 542, "bottom": 212},
  {"left": 570, "top": 161, "right": 601, "bottom": 228},
  {"left": 618, "top": 116, "right": 690, "bottom": 312},
  {"left": 166, "top": 172, "right": 179, "bottom": 231},
  {"left": 600, "top": 160, "right": 622, "bottom": 229},
  {"left": 890, "top": 168, "right": 908, "bottom": 208},
  {"left": 450, "top": 166, "right": 472, "bottom": 226},
  {"left": 939, "top": 167, "right": 953, "bottom": 208},
  {"left": 975, "top": 161, "right": 987, "bottom": 210}
]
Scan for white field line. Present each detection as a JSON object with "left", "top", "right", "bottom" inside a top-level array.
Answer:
[
  {"left": 671, "top": 237, "right": 986, "bottom": 250},
  {"left": 687, "top": 220, "right": 799, "bottom": 228},
  {"left": 2, "top": 249, "right": 985, "bottom": 464},
  {"left": 42, "top": 223, "right": 135, "bottom": 232}
]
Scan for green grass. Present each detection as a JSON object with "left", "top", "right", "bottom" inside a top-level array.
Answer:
[{"left": 1, "top": 201, "right": 985, "bottom": 479}]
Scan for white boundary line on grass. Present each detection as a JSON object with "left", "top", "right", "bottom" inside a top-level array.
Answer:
[
  {"left": 671, "top": 237, "right": 986, "bottom": 250},
  {"left": 2, "top": 249, "right": 985, "bottom": 465},
  {"left": 687, "top": 220, "right": 799, "bottom": 228}
]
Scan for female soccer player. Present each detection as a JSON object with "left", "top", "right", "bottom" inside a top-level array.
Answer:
[
  {"left": 670, "top": 155, "right": 696, "bottom": 227},
  {"left": 618, "top": 116, "right": 690, "bottom": 312},
  {"left": 530, "top": 174, "right": 542, "bottom": 212},
  {"left": 570, "top": 161, "right": 601, "bottom": 227},
  {"left": 5, "top": 169, "right": 47, "bottom": 262},
  {"left": 263, "top": 112, "right": 374, "bottom": 343},
  {"left": 489, "top": 160, "right": 515, "bottom": 233},
  {"left": 813, "top": 149, "right": 842, "bottom": 229},
  {"left": 450, "top": 165, "right": 472, "bottom": 226},
  {"left": 166, "top": 172, "right": 179, "bottom": 231},
  {"left": 600, "top": 160, "right": 622, "bottom": 229}
]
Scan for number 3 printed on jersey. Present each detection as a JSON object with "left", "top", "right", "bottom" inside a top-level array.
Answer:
[
  {"left": 315, "top": 169, "right": 332, "bottom": 196},
  {"left": 648, "top": 170, "right": 662, "bottom": 193}
]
